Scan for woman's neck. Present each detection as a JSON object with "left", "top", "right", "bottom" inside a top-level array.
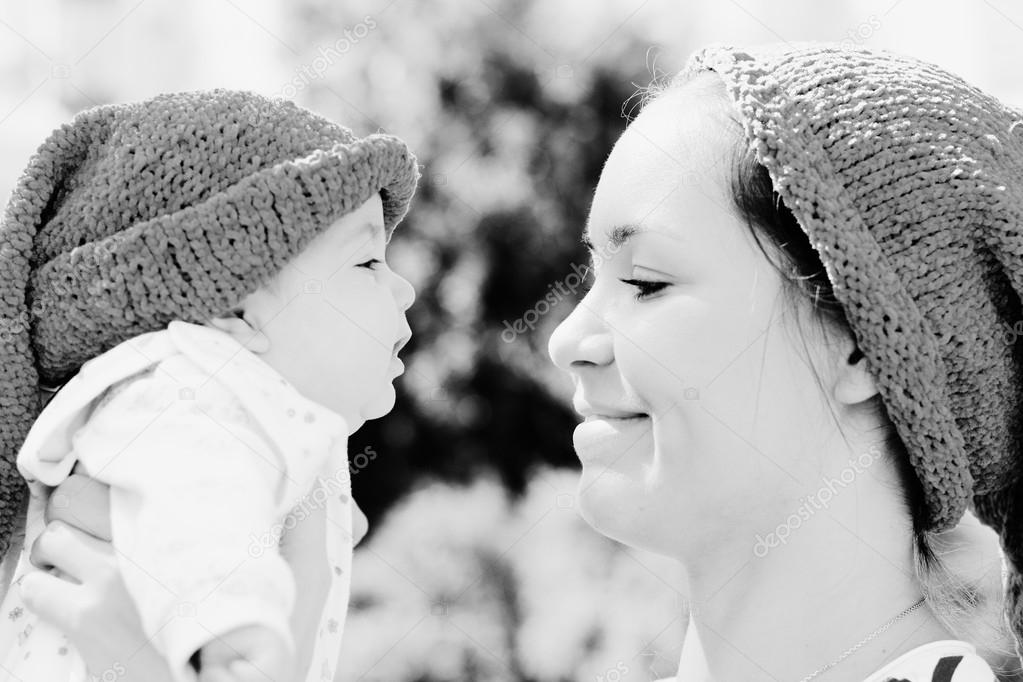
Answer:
[{"left": 673, "top": 479, "right": 957, "bottom": 681}]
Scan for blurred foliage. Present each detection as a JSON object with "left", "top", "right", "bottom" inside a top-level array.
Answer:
[{"left": 338, "top": 468, "right": 686, "bottom": 682}]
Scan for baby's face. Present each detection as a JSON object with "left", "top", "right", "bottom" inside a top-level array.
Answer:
[{"left": 242, "top": 194, "right": 413, "bottom": 432}]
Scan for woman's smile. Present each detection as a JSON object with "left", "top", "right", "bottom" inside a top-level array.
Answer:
[{"left": 572, "top": 413, "right": 651, "bottom": 464}]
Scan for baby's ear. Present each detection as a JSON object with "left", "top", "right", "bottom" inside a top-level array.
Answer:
[{"left": 206, "top": 310, "right": 271, "bottom": 354}]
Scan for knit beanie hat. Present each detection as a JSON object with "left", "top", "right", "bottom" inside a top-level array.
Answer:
[
  {"left": 680, "top": 43, "right": 1023, "bottom": 655},
  {"left": 0, "top": 89, "right": 419, "bottom": 560}
]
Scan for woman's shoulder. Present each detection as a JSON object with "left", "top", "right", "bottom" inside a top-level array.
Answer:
[{"left": 864, "top": 640, "right": 996, "bottom": 682}]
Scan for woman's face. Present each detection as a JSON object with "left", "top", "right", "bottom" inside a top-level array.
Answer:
[{"left": 548, "top": 81, "right": 849, "bottom": 559}]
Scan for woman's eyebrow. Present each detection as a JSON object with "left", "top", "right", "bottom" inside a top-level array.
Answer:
[{"left": 581, "top": 224, "right": 644, "bottom": 253}]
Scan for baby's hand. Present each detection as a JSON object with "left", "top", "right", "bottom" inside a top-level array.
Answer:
[{"left": 196, "top": 625, "right": 291, "bottom": 682}]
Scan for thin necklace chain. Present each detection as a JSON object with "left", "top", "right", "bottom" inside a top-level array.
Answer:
[{"left": 798, "top": 598, "right": 927, "bottom": 682}]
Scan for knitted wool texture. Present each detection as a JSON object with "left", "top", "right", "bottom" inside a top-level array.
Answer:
[
  {"left": 0, "top": 89, "right": 418, "bottom": 561},
  {"left": 682, "top": 44, "right": 1023, "bottom": 653}
]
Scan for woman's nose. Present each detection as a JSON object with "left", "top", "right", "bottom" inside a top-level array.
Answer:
[{"left": 548, "top": 300, "right": 614, "bottom": 372}]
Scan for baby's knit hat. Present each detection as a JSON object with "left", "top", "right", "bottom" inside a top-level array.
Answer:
[
  {"left": 682, "top": 43, "right": 1023, "bottom": 655},
  {"left": 0, "top": 89, "right": 418, "bottom": 559}
]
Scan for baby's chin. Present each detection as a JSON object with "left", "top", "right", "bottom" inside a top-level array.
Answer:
[
  {"left": 359, "top": 381, "right": 398, "bottom": 424},
  {"left": 327, "top": 378, "right": 397, "bottom": 434}
]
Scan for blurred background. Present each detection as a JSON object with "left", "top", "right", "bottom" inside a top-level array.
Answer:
[{"left": 3, "top": 1, "right": 1023, "bottom": 679}]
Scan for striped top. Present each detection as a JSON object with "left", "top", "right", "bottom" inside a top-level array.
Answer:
[
  {"left": 656, "top": 640, "right": 995, "bottom": 681},
  {"left": 865, "top": 640, "right": 996, "bottom": 682}
]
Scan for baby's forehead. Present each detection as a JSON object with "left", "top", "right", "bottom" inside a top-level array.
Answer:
[
  {"left": 316, "top": 197, "right": 387, "bottom": 247},
  {"left": 313, "top": 218, "right": 384, "bottom": 255}
]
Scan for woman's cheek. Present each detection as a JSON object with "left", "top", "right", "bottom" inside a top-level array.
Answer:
[{"left": 619, "top": 317, "right": 698, "bottom": 403}]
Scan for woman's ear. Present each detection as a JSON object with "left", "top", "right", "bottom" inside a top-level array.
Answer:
[
  {"left": 833, "top": 344, "right": 879, "bottom": 405},
  {"left": 206, "top": 310, "right": 271, "bottom": 354}
]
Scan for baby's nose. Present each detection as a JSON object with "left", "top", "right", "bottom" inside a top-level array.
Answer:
[{"left": 392, "top": 272, "right": 415, "bottom": 311}]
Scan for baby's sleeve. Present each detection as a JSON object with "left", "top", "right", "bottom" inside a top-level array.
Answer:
[{"left": 70, "top": 356, "right": 298, "bottom": 681}]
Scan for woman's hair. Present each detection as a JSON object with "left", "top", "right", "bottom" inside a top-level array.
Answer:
[{"left": 647, "top": 73, "right": 1022, "bottom": 676}]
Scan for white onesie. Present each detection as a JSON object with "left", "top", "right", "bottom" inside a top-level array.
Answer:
[{"left": 0, "top": 320, "right": 360, "bottom": 681}]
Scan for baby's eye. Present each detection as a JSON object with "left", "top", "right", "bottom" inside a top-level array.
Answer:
[
  {"left": 619, "top": 278, "right": 668, "bottom": 300},
  {"left": 357, "top": 258, "right": 383, "bottom": 270}
]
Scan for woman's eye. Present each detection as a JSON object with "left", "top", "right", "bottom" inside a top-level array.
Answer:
[
  {"left": 619, "top": 278, "right": 668, "bottom": 300},
  {"left": 357, "top": 258, "right": 383, "bottom": 270}
]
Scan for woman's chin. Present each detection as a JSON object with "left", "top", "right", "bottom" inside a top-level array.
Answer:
[
  {"left": 576, "top": 467, "right": 644, "bottom": 545},
  {"left": 574, "top": 466, "right": 685, "bottom": 558}
]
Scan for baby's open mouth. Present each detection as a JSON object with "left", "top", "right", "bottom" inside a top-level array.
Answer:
[{"left": 586, "top": 413, "right": 648, "bottom": 421}]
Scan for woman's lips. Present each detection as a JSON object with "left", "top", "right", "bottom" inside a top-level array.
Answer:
[{"left": 573, "top": 414, "right": 651, "bottom": 463}]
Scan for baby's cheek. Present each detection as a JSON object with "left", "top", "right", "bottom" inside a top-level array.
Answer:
[{"left": 334, "top": 355, "right": 385, "bottom": 400}]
